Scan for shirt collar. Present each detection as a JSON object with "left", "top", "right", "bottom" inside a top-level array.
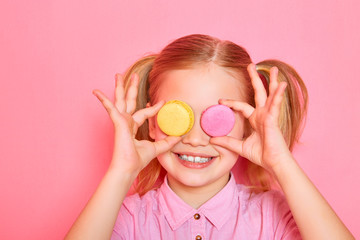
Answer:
[{"left": 158, "top": 172, "right": 239, "bottom": 230}]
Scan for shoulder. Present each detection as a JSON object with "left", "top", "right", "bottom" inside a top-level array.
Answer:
[
  {"left": 112, "top": 189, "right": 161, "bottom": 239},
  {"left": 235, "top": 184, "right": 292, "bottom": 225},
  {"left": 236, "top": 184, "right": 287, "bottom": 209},
  {"left": 236, "top": 184, "right": 301, "bottom": 239},
  {"left": 121, "top": 188, "right": 160, "bottom": 215}
]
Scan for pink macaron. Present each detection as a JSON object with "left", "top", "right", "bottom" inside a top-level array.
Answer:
[{"left": 200, "top": 104, "right": 235, "bottom": 137}]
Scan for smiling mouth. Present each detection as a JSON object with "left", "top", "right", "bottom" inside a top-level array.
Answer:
[{"left": 174, "top": 153, "right": 216, "bottom": 163}]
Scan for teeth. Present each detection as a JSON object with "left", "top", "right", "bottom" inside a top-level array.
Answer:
[{"left": 177, "top": 154, "right": 213, "bottom": 163}]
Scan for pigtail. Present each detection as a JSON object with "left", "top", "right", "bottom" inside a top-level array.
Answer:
[
  {"left": 256, "top": 60, "right": 308, "bottom": 151},
  {"left": 122, "top": 54, "right": 164, "bottom": 196}
]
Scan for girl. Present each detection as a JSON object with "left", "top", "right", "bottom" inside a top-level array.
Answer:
[{"left": 66, "top": 34, "right": 354, "bottom": 239}]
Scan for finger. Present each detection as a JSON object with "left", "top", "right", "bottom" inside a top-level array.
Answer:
[
  {"left": 132, "top": 100, "right": 165, "bottom": 127},
  {"left": 219, "top": 99, "right": 255, "bottom": 119},
  {"left": 93, "top": 89, "right": 123, "bottom": 124},
  {"left": 269, "top": 82, "right": 287, "bottom": 118},
  {"left": 152, "top": 136, "right": 181, "bottom": 156},
  {"left": 125, "top": 73, "right": 140, "bottom": 114},
  {"left": 268, "top": 67, "right": 279, "bottom": 101},
  {"left": 265, "top": 67, "right": 280, "bottom": 110},
  {"left": 210, "top": 136, "right": 244, "bottom": 156},
  {"left": 249, "top": 63, "right": 267, "bottom": 107},
  {"left": 114, "top": 73, "right": 126, "bottom": 113}
]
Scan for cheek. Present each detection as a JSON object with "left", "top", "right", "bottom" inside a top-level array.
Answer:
[
  {"left": 228, "top": 113, "right": 245, "bottom": 139},
  {"left": 154, "top": 123, "right": 168, "bottom": 140}
]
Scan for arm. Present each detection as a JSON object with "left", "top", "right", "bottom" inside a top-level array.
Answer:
[
  {"left": 65, "top": 74, "right": 180, "bottom": 239},
  {"left": 65, "top": 168, "right": 137, "bottom": 240},
  {"left": 210, "top": 63, "right": 354, "bottom": 239},
  {"left": 272, "top": 154, "right": 354, "bottom": 239}
]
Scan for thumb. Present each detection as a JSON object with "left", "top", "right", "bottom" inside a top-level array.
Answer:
[
  {"left": 153, "top": 136, "right": 181, "bottom": 156},
  {"left": 210, "top": 136, "right": 245, "bottom": 156}
]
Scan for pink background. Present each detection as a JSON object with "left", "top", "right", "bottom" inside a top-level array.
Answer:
[{"left": 1, "top": 0, "right": 359, "bottom": 239}]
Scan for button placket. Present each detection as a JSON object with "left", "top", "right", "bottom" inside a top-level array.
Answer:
[{"left": 191, "top": 212, "right": 205, "bottom": 240}]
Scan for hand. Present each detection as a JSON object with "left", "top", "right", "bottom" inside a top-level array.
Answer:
[
  {"left": 92, "top": 73, "right": 181, "bottom": 175},
  {"left": 210, "top": 63, "right": 292, "bottom": 173}
]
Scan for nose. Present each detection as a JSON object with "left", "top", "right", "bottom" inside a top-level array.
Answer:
[{"left": 181, "top": 120, "right": 209, "bottom": 147}]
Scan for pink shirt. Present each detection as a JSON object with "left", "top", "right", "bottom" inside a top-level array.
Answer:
[{"left": 112, "top": 173, "right": 301, "bottom": 239}]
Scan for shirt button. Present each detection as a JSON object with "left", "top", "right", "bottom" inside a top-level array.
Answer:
[
  {"left": 194, "top": 213, "right": 200, "bottom": 220},
  {"left": 195, "top": 235, "right": 202, "bottom": 240}
]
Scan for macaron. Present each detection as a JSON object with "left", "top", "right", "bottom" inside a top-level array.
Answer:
[
  {"left": 157, "top": 100, "right": 194, "bottom": 136},
  {"left": 200, "top": 104, "right": 235, "bottom": 137}
]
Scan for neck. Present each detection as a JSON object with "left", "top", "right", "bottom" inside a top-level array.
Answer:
[{"left": 167, "top": 173, "right": 231, "bottom": 209}]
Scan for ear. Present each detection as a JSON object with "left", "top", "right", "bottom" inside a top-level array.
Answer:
[{"left": 147, "top": 102, "right": 156, "bottom": 140}]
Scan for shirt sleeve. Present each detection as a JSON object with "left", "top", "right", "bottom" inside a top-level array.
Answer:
[{"left": 266, "top": 190, "right": 302, "bottom": 240}]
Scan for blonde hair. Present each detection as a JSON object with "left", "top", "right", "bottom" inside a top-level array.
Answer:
[{"left": 121, "top": 34, "right": 308, "bottom": 196}]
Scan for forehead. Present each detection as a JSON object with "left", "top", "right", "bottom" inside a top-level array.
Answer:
[{"left": 156, "top": 64, "right": 246, "bottom": 111}]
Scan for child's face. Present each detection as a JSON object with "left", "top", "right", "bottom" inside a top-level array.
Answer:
[{"left": 148, "top": 63, "right": 247, "bottom": 190}]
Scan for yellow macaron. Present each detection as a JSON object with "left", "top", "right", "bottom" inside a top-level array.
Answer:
[{"left": 157, "top": 100, "right": 194, "bottom": 136}]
